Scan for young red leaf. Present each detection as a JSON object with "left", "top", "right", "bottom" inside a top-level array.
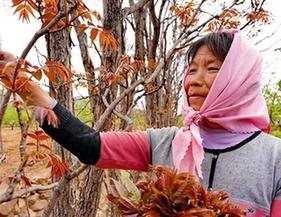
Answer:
[
  {"left": 44, "top": 62, "right": 56, "bottom": 81},
  {"left": 92, "top": 10, "right": 102, "bottom": 21},
  {"left": 44, "top": 61, "right": 73, "bottom": 83},
  {"left": 21, "top": 175, "right": 32, "bottom": 187},
  {"left": 26, "top": 142, "right": 37, "bottom": 147},
  {"left": 77, "top": 24, "right": 88, "bottom": 35},
  {"left": 176, "top": 208, "right": 215, "bottom": 217},
  {"left": 15, "top": 4, "right": 25, "bottom": 13},
  {"left": 46, "top": 160, "right": 52, "bottom": 168},
  {"left": 108, "top": 166, "right": 245, "bottom": 216},
  {"left": 12, "top": 0, "right": 24, "bottom": 7},
  {"left": 27, "top": 131, "right": 37, "bottom": 139},
  {"left": 143, "top": 211, "right": 161, "bottom": 217},
  {"left": 17, "top": 67, "right": 31, "bottom": 74},
  {"left": 27, "top": 0, "right": 38, "bottom": 10},
  {"left": 8, "top": 176, "right": 14, "bottom": 183},
  {"left": 15, "top": 76, "right": 30, "bottom": 91},
  {"left": 61, "top": 160, "right": 69, "bottom": 172},
  {"left": 90, "top": 28, "right": 99, "bottom": 41},
  {"left": 19, "top": 8, "right": 30, "bottom": 23},
  {"left": 45, "top": 153, "right": 69, "bottom": 179},
  {"left": 31, "top": 151, "right": 46, "bottom": 160},
  {"left": 0, "top": 176, "right": 13, "bottom": 186},
  {"left": 32, "top": 68, "right": 43, "bottom": 80},
  {"left": 0, "top": 75, "right": 12, "bottom": 89},
  {"left": 148, "top": 59, "right": 157, "bottom": 69},
  {"left": 25, "top": 4, "right": 35, "bottom": 17},
  {"left": 38, "top": 135, "right": 49, "bottom": 141},
  {"left": 39, "top": 144, "right": 52, "bottom": 151},
  {"left": 34, "top": 130, "right": 44, "bottom": 135},
  {"left": 99, "top": 31, "right": 105, "bottom": 48},
  {"left": 55, "top": 66, "right": 68, "bottom": 82},
  {"left": 51, "top": 165, "right": 61, "bottom": 178}
]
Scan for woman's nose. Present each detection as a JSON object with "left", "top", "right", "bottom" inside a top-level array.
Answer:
[{"left": 189, "top": 69, "right": 204, "bottom": 86}]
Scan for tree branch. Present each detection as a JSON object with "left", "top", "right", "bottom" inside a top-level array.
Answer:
[
  {"left": 0, "top": 161, "right": 26, "bottom": 203},
  {"left": 0, "top": 183, "right": 58, "bottom": 202},
  {"left": 40, "top": 164, "right": 88, "bottom": 217},
  {"left": 122, "top": 0, "right": 151, "bottom": 18},
  {"left": 21, "top": 3, "right": 78, "bottom": 60},
  {"left": 102, "top": 89, "right": 133, "bottom": 131}
]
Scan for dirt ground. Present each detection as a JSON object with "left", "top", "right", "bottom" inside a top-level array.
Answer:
[
  {"left": 0, "top": 127, "right": 109, "bottom": 216},
  {"left": 0, "top": 127, "right": 50, "bottom": 180},
  {"left": 1, "top": 127, "right": 26, "bottom": 180}
]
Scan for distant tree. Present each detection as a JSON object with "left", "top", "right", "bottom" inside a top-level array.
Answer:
[
  {"left": 0, "top": 1, "right": 273, "bottom": 217},
  {"left": 264, "top": 80, "right": 281, "bottom": 138}
]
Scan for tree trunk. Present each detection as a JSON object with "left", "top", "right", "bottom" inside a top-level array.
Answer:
[
  {"left": 74, "top": 18, "right": 97, "bottom": 128},
  {"left": 76, "top": 167, "right": 103, "bottom": 217},
  {"left": 75, "top": 1, "right": 125, "bottom": 216},
  {"left": 145, "top": 0, "right": 161, "bottom": 128},
  {"left": 98, "top": 0, "right": 124, "bottom": 131},
  {"left": 46, "top": 1, "right": 74, "bottom": 215},
  {"left": 74, "top": 16, "right": 105, "bottom": 217},
  {"left": 102, "top": 1, "right": 124, "bottom": 216},
  {"left": 0, "top": 90, "right": 11, "bottom": 161}
]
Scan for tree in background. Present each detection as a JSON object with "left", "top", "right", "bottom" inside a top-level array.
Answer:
[{"left": 264, "top": 80, "right": 281, "bottom": 137}]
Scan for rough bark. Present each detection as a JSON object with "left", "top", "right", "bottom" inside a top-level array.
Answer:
[
  {"left": 118, "top": 1, "right": 145, "bottom": 130},
  {"left": 74, "top": 18, "right": 96, "bottom": 127},
  {"left": 98, "top": 0, "right": 124, "bottom": 131},
  {"left": 75, "top": 1, "right": 125, "bottom": 216},
  {"left": 76, "top": 167, "right": 103, "bottom": 217},
  {"left": 0, "top": 90, "right": 11, "bottom": 158},
  {"left": 46, "top": 2, "right": 74, "bottom": 216},
  {"left": 145, "top": 0, "right": 162, "bottom": 127}
]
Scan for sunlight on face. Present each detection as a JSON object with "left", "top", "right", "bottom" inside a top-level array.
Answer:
[{"left": 184, "top": 45, "right": 223, "bottom": 111}]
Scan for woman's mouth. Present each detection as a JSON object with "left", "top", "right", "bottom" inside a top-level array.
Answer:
[{"left": 188, "top": 95, "right": 205, "bottom": 100}]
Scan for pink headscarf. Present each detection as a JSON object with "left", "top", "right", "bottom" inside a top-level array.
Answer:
[{"left": 172, "top": 29, "right": 270, "bottom": 178}]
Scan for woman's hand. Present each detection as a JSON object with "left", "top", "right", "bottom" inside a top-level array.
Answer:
[
  {"left": 0, "top": 51, "right": 16, "bottom": 64},
  {"left": 0, "top": 50, "right": 53, "bottom": 108},
  {"left": 0, "top": 51, "right": 17, "bottom": 80}
]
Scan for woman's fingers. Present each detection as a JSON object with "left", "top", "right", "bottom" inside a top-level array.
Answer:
[
  {"left": 0, "top": 51, "right": 16, "bottom": 62},
  {"left": 0, "top": 51, "right": 17, "bottom": 76}
]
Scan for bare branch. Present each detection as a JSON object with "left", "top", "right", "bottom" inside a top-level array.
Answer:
[
  {"left": 126, "top": 91, "right": 146, "bottom": 117},
  {"left": 41, "top": 164, "right": 88, "bottom": 217},
  {"left": 102, "top": 89, "right": 133, "bottom": 131},
  {"left": 1, "top": 183, "right": 58, "bottom": 201},
  {"left": 122, "top": 0, "right": 151, "bottom": 18},
  {"left": 0, "top": 90, "right": 12, "bottom": 154},
  {"left": 21, "top": 3, "right": 78, "bottom": 60},
  {"left": 0, "top": 161, "right": 26, "bottom": 203}
]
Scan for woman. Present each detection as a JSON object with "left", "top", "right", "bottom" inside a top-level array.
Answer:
[{"left": 0, "top": 30, "right": 280, "bottom": 216}]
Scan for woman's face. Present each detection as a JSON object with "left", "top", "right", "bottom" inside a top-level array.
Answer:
[{"left": 184, "top": 45, "right": 223, "bottom": 111}]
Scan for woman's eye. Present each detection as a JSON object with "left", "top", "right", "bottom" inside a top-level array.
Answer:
[
  {"left": 208, "top": 67, "right": 219, "bottom": 72},
  {"left": 189, "top": 69, "right": 196, "bottom": 74}
]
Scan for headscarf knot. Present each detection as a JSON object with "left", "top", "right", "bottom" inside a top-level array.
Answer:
[{"left": 182, "top": 108, "right": 202, "bottom": 131}]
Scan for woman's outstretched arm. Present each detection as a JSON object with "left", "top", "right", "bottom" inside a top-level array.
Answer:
[{"left": 0, "top": 51, "right": 150, "bottom": 170}]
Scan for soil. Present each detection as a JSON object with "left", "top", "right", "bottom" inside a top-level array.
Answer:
[
  {"left": 0, "top": 127, "right": 109, "bottom": 216},
  {"left": 0, "top": 127, "right": 50, "bottom": 181}
]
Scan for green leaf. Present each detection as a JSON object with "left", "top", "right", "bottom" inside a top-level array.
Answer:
[{"left": 119, "top": 171, "right": 141, "bottom": 202}]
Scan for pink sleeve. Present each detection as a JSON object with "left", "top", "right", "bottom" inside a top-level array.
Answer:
[
  {"left": 271, "top": 199, "right": 281, "bottom": 216},
  {"left": 95, "top": 131, "right": 150, "bottom": 171},
  {"left": 232, "top": 199, "right": 269, "bottom": 216}
]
